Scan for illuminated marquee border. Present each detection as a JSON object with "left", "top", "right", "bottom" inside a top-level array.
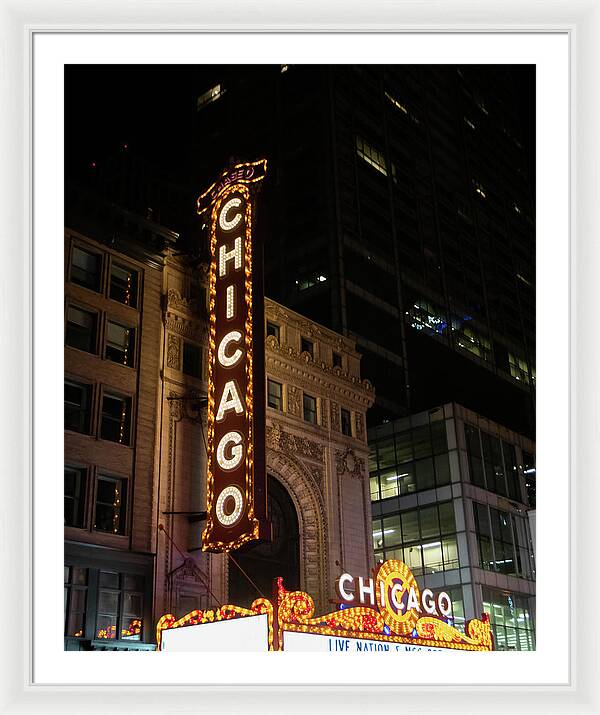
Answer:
[
  {"left": 156, "top": 561, "right": 494, "bottom": 652},
  {"left": 202, "top": 182, "right": 261, "bottom": 552}
]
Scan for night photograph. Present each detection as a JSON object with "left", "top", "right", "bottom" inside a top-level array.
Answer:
[{"left": 63, "top": 64, "right": 536, "bottom": 654}]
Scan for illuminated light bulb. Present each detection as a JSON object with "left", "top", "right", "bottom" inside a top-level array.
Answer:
[
  {"left": 219, "top": 237, "right": 242, "bottom": 278},
  {"left": 216, "top": 431, "right": 244, "bottom": 470},
  {"left": 219, "top": 197, "right": 243, "bottom": 232},
  {"left": 217, "top": 331, "right": 243, "bottom": 367},
  {"left": 216, "top": 380, "right": 244, "bottom": 422},
  {"left": 215, "top": 485, "right": 244, "bottom": 526},
  {"left": 226, "top": 285, "right": 235, "bottom": 319}
]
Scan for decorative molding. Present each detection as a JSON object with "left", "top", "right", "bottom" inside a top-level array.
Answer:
[
  {"left": 287, "top": 385, "right": 301, "bottom": 417},
  {"left": 335, "top": 447, "right": 366, "bottom": 481},
  {"left": 330, "top": 400, "right": 340, "bottom": 432},
  {"left": 354, "top": 411, "right": 365, "bottom": 442},
  {"left": 167, "top": 288, "right": 198, "bottom": 315},
  {"left": 320, "top": 398, "right": 328, "bottom": 429},
  {"left": 266, "top": 422, "right": 325, "bottom": 464},
  {"left": 166, "top": 333, "right": 181, "bottom": 370}
]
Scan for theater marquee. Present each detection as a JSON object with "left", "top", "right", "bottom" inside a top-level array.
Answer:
[{"left": 197, "top": 159, "right": 271, "bottom": 552}]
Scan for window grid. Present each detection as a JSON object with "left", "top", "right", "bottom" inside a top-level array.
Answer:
[{"left": 482, "top": 587, "right": 535, "bottom": 651}]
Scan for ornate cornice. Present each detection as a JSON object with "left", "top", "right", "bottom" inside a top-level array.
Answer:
[
  {"left": 266, "top": 336, "right": 374, "bottom": 408},
  {"left": 335, "top": 447, "right": 366, "bottom": 481}
]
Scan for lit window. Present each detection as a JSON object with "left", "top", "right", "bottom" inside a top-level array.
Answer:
[
  {"left": 71, "top": 246, "right": 101, "bottom": 292},
  {"left": 105, "top": 321, "right": 135, "bottom": 367},
  {"left": 197, "top": 84, "right": 225, "bottom": 110},
  {"left": 64, "top": 566, "right": 88, "bottom": 638},
  {"left": 341, "top": 408, "right": 352, "bottom": 436},
  {"left": 267, "top": 379, "right": 283, "bottom": 411},
  {"left": 456, "top": 324, "right": 491, "bottom": 361},
  {"left": 280, "top": 65, "right": 289, "bottom": 73},
  {"left": 64, "top": 466, "right": 86, "bottom": 527},
  {"left": 464, "top": 117, "right": 476, "bottom": 130},
  {"left": 109, "top": 263, "right": 138, "bottom": 308},
  {"left": 296, "top": 273, "right": 327, "bottom": 292},
  {"left": 472, "top": 180, "right": 486, "bottom": 199},
  {"left": 356, "top": 136, "right": 388, "bottom": 177},
  {"left": 303, "top": 393, "right": 317, "bottom": 424},
  {"left": 385, "top": 91, "right": 408, "bottom": 115},
  {"left": 94, "top": 476, "right": 127, "bottom": 535},
  {"left": 66, "top": 305, "right": 97, "bottom": 354},
  {"left": 95, "top": 572, "right": 144, "bottom": 641},
  {"left": 509, "top": 353, "right": 530, "bottom": 384},
  {"left": 100, "top": 393, "right": 132, "bottom": 445},
  {"left": 182, "top": 342, "right": 202, "bottom": 379},
  {"left": 64, "top": 380, "right": 91, "bottom": 434}
]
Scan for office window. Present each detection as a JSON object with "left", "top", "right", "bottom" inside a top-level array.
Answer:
[
  {"left": 372, "top": 501, "right": 458, "bottom": 575},
  {"left": 341, "top": 408, "right": 352, "bottom": 436},
  {"left": 94, "top": 475, "right": 127, "bottom": 534},
  {"left": 508, "top": 352, "right": 530, "bottom": 384},
  {"left": 65, "top": 466, "right": 86, "bottom": 528},
  {"left": 64, "top": 566, "right": 88, "bottom": 637},
  {"left": 332, "top": 352, "right": 342, "bottom": 369},
  {"left": 64, "top": 380, "right": 91, "bottom": 434},
  {"left": 300, "top": 337, "right": 314, "bottom": 358},
  {"left": 266, "top": 321, "right": 280, "bottom": 342},
  {"left": 71, "top": 246, "right": 101, "bottom": 292},
  {"left": 356, "top": 136, "right": 388, "bottom": 176},
  {"left": 66, "top": 305, "right": 97, "bottom": 353},
  {"left": 482, "top": 588, "right": 535, "bottom": 651},
  {"left": 196, "top": 84, "right": 225, "bottom": 110},
  {"left": 109, "top": 263, "right": 139, "bottom": 308},
  {"left": 303, "top": 393, "right": 317, "bottom": 424},
  {"left": 105, "top": 321, "right": 135, "bottom": 367},
  {"left": 473, "top": 503, "right": 534, "bottom": 579},
  {"left": 182, "top": 342, "right": 202, "bottom": 378},
  {"left": 100, "top": 393, "right": 132, "bottom": 445},
  {"left": 267, "top": 379, "right": 283, "bottom": 411},
  {"left": 96, "top": 571, "right": 144, "bottom": 641}
]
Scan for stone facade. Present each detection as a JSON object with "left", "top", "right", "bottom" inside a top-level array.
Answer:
[{"left": 64, "top": 227, "right": 375, "bottom": 647}]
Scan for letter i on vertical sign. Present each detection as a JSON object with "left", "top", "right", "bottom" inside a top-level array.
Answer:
[{"left": 197, "top": 160, "right": 271, "bottom": 552}]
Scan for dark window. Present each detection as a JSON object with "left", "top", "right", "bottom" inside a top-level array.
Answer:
[
  {"left": 267, "top": 379, "right": 283, "bottom": 411},
  {"left": 100, "top": 393, "right": 132, "bottom": 445},
  {"left": 266, "top": 321, "right": 280, "bottom": 342},
  {"left": 65, "top": 466, "right": 86, "bottom": 527},
  {"left": 105, "top": 321, "right": 135, "bottom": 367},
  {"left": 109, "top": 263, "right": 138, "bottom": 308},
  {"left": 341, "top": 408, "right": 352, "bottom": 436},
  {"left": 94, "top": 475, "right": 127, "bottom": 534},
  {"left": 332, "top": 352, "right": 342, "bottom": 368},
  {"left": 64, "top": 381, "right": 91, "bottom": 434},
  {"left": 66, "top": 305, "right": 97, "bottom": 353},
  {"left": 95, "top": 571, "right": 143, "bottom": 641},
  {"left": 303, "top": 393, "right": 317, "bottom": 424},
  {"left": 71, "top": 246, "right": 101, "bottom": 292},
  {"left": 182, "top": 342, "right": 202, "bottom": 378},
  {"left": 300, "top": 337, "right": 314, "bottom": 357},
  {"left": 64, "top": 566, "right": 88, "bottom": 637}
]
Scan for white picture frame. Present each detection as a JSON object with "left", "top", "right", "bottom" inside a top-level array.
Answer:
[{"left": 1, "top": 0, "right": 597, "bottom": 712}]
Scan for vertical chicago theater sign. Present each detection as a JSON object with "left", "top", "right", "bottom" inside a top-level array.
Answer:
[{"left": 197, "top": 159, "right": 271, "bottom": 552}]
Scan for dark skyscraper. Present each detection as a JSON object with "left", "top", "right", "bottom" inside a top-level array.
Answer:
[{"left": 66, "top": 64, "right": 535, "bottom": 435}]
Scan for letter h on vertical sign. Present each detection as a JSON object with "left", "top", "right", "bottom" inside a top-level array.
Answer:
[{"left": 197, "top": 159, "right": 271, "bottom": 552}]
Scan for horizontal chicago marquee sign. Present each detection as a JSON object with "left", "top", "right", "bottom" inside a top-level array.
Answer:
[
  {"left": 156, "top": 560, "right": 494, "bottom": 652},
  {"left": 198, "top": 159, "right": 271, "bottom": 552}
]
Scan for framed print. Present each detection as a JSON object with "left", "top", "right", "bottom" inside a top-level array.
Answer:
[{"left": 0, "top": 0, "right": 598, "bottom": 713}]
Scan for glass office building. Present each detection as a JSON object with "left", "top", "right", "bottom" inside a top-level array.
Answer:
[{"left": 369, "top": 402, "right": 536, "bottom": 650}]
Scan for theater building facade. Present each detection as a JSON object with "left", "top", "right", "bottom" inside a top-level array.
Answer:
[{"left": 64, "top": 212, "right": 374, "bottom": 650}]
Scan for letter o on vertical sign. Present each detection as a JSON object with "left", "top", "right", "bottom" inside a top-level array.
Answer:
[{"left": 198, "top": 160, "right": 271, "bottom": 553}]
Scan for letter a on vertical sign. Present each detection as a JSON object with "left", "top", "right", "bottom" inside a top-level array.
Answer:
[{"left": 197, "top": 159, "right": 271, "bottom": 551}]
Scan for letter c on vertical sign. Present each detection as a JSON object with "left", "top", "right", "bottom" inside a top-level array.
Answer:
[
  {"left": 217, "top": 330, "right": 243, "bottom": 367},
  {"left": 219, "top": 197, "right": 243, "bottom": 232}
]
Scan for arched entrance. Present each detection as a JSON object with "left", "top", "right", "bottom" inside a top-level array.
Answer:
[{"left": 228, "top": 476, "right": 300, "bottom": 607}]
